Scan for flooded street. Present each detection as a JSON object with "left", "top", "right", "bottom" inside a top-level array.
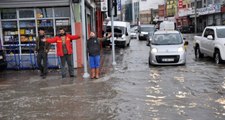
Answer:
[{"left": 1, "top": 34, "right": 225, "bottom": 120}]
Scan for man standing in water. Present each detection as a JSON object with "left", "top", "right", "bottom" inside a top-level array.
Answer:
[{"left": 44, "top": 28, "right": 80, "bottom": 78}]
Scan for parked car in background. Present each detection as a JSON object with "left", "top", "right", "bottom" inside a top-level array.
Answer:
[
  {"left": 180, "top": 25, "right": 194, "bottom": 33},
  {"left": 130, "top": 26, "right": 138, "bottom": 39},
  {"left": 0, "top": 49, "right": 7, "bottom": 71},
  {"left": 138, "top": 24, "right": 155, "bottom": 41},
  {"left": 194, "top": 26, "right": 225, "bottom": 64}
]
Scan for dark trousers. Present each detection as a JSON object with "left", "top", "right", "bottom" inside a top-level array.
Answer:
[
  {"left": 37, "top": 52, "right": 48, "bottom": 75},
  {"left": 60, "top": 54, "right": 74, "bottom": 77}
]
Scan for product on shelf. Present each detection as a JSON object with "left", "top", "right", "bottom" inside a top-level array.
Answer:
[
  {"left": 20, "top": 29, "right": 25, "bottom": 35},
  {"left": 56, "top": 19, "right": 70, "bottom": 26}
]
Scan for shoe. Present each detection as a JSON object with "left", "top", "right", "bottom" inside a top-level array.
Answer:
[
  {"left": 95, "top": 68, "right": 100, "bottom": 79},
  {"left": 62, "top": 75, "right": 66, "bottom": 78},
  {"left": 91, "top": 69, "right": 95, "bottom": 79},
  {"left": 70, "top": 75, "right": 75, "bottom": 77}
]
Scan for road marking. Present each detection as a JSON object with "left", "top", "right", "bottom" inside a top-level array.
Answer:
[{"left": 174, "top": 76, "right": 185, "bottom": 83}]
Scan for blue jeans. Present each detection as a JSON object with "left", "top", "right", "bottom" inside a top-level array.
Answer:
[{"left": 89, "top": 55, "right": 100, "bottom": 69}]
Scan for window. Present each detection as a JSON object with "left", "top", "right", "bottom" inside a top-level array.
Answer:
[
  {"left": 204, "top": 29, "right": 215, "bottom": 39},
  {"left": 197, "top": 1, "right": 202, "bottom": 8},
  {"left": 204, "top": 29, "right": 209, "bottom": 38},
  {"left": 54, "top": 7, "right": 70, "bottom": 17},
  {"left": 19, "top": 9, "right": 34, "bottom": 18},
  {"left": 214, "top": 0, "right": 221, "bottom": 4},
  {"left": 1, "top": 9, "right": 17, "bottom": 19},
  {"left": 152, "top": 33, "right": 183, "bottom": 45},
  {"left": 36, "top": 8, "right": 53, "bottom": 18},
  {"left": 217, "top": 28, "right": 225, "bottom": 38},
  {"left": 207, "top": 0, "right": 213, "bottom": 5}
]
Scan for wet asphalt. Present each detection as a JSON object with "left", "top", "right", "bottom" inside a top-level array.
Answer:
[{"left": 0, "top": 34, "right": 225, "bottom": 120}]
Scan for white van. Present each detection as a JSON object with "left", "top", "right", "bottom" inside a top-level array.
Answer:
[
  {"left": 103, "top": 21, "right": 131, "bottom": 48},
  {"left": 160, "top": 21, "right": 175, "bottom": 31}
]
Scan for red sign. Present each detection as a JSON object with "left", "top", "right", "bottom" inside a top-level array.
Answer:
[{"left": 178, "top": 0, "right": 183, "bottom": 9}]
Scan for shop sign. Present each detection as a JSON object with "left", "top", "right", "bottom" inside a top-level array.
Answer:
[
  {"left": 178, "top": 0, "right": 183, "bottom": 9},
  {"left": 197, "top": 4, "right": 221, "bottom": 15},
  {"left": 178, "top": 8, "right": 194, "bottom": 17}
]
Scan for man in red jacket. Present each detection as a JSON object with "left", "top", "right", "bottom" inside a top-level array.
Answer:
[{"left": 44, "top": 28, "right": 80, "bottom": 78}]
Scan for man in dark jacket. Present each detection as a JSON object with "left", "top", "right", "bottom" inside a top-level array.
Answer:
[
  {"left": 87, "top": 32, "right": 111, "bottom": 79},
  {"left": 35, "top": 29, "right": 50, "bottom": 79}
]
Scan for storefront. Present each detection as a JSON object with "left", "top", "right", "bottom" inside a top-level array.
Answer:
[
  {"left": 0, "top": 0, "right": 97, "bottom": 69},
  {"left": 221, "top": 5, "right": 225, "bottom": 25}
]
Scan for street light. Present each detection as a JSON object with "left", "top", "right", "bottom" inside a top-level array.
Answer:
[
  {"left": 81, "top": 0, "right": 90, "bottom": 78},
  {"left": 194, "top": 0, "right": 197, "bottom": 34},
  {"left": 111, "top": 5, "right": 117, "bottom": 66}
]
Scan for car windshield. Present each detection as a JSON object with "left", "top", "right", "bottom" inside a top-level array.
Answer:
[
  {"left": 141, "top": 26, "right": 155, "bottom": 33},
  {"left": 152, "top": 33, "right": 183, "bottom": 45},
  {"left": 217, "top": 28, "right": 225, "bottom": 38},
  {"left": 131, "top": 26, "right": 137, "bottom": 32}
]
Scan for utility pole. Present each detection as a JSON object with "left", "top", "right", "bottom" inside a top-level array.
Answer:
[
  {"left": 81, "top": 0, "right": 90, "bottom": 78},
  {"left": 164, "top": 0, "right": 166, "bottom": 20},
  {"left": 111, "top": 6, "right": 116, "bottom": 66},
  {"left": 194, "top": 0, "right": 197, "bottom": 34}
]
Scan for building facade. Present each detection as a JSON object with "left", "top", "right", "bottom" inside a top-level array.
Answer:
[
  {"left": 125, "top": 0, "right": 133, "bottom": 22},
  {"left": 140, "top": 10, "right": 151, "bottom": 24},
  {"left": 133, "top": 0, "right": 140, "bottom": 25},
  {"left": 177, "top": 0, "right": 224, "bottom": 32},
  {"left": 0, "top": 0, "right": 97, "bottom": 69}
]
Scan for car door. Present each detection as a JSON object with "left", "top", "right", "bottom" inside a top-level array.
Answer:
[
  {"left": 200, "top": 28, "right": 210, "bottom": 54},
  {"left": 205, "top": 29, "right": 215, "bottom": 57},
  {"left": 201, "top": 29, "right": 210, "bottom": 54}
]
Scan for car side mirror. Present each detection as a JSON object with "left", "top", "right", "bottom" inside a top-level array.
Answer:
[
  {"left": 183, "top": 37, "right": 186, "bottom": 40},
  {"left": 207, "top": 35, "right": 213, "bottom": 40},
  {"left": 126, "top": 33, "right": 128, "bottom": 36},
  {"left": 184, "top": 41, "right": 189, "bottom": 46}
]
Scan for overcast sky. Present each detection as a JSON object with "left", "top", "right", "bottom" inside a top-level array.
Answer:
[{"left": 121, "top": 0, "right": 164, "bottom": 10}]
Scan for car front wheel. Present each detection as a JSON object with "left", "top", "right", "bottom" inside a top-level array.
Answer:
[{"left": 195, "top": 46, "right": 204, "bottom": 58}]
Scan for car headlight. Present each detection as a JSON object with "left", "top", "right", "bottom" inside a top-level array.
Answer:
[
  {"left": 151, "top": 48, "right": 158, "bottom": 53},
  {"left": 122, "top": 34, "right": 126, "bottom": 39},
  {"left": 178, "top": 47, "right": 184, "bottom": 52}
]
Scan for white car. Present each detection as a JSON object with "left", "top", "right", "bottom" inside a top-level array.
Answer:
[
  {"left": 138, "top": 25, "right": 155, "bottom": 41},
  {"left": 130, "top": 26, "right": 138, "bottom": 39},
  {"left": 149, "top": 30, "right": 188, "bottom": 65},
  {"left": 194, "top": 26, "right": 225, "bottom": 64}
]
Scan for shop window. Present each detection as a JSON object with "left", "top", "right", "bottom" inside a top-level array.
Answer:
[
  {"left": 19, "top": 9, "right": 34, "bottom": 18},
  {"left": 2, "top": 21, "right": 19, "bottom": 45},
  {"left": 1, "top": 9, "right": 17, "bottom": 19},
  {"left": 36, "top": 8, "right": 53, "bottom": 18},
  {"left": 19, "top": 20, "right": 36, "bottom": 45},
  {"left": 37, "top": 19, "right": 54, "bottom": 38},
  {"left": 54, "top": 7, "right": 70, "bottom": 18},
  {"left": 55, "top": 19, "right": 71, "bottom": 35}
]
